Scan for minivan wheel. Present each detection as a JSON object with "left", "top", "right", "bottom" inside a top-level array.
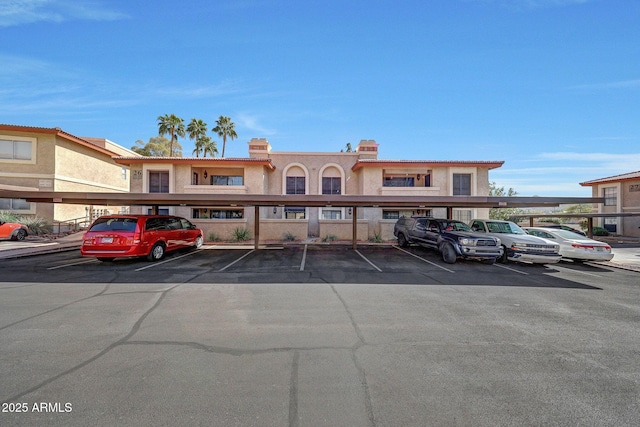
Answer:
[
  {"left": 441, "top": 243, "right": 457, "bottom": 264},
  {"left": 147, "top": 243, "right": 165, "bottom": 261}
]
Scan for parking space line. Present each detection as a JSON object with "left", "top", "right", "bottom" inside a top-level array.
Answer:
[
  {"left": 493, "top": 263, "right": 529, "bottom": 275},
  {"left": 355, "top": 250, "right": 383, "bottom": 272},
  {"left": 47, "top": 259, "right": 98, "bottom": 270},
  {"left": 218, "top": 250, "right": 255, "bottom": 272},
  {"left": 550, "top": 264, "right": 604, "bottom": 278},
  {"left": 393, "top": 246, "right": 455, "bottom": 273},
  {"left": 135, "top": 249, "right": 203, "bottom": 272},
  {"left": 300, "top": 244, "right": 308, "bottom": 271}
]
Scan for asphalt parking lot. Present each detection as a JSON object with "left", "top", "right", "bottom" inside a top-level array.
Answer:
[{"left": 1, "top": 245, "right": 640, "bottom": 426}]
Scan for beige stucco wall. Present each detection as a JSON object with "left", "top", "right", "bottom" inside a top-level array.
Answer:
[
  {"left": 590, "top": 181, "right": 640, "bottom": 237},
  {"left": 1, "top": 130, "right": 130, "bottom": 223},
  {"left": 319, "top": 220, "right": 368, "bottom": 241}
]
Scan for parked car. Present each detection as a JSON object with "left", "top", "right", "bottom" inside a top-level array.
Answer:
[
  {"left": 538, "top": 224, "right": 587, "bottom": 236},
  {"left": 81, "top": 215, "right": 204, "bottom": 262},
  {"left": 469, "top": 219, "right": 562, "bottom": 264},
  {"left": 394, "top": 217, "right": 503, "bottom": 264},
  {"left": 523, "top": 227, "right": 613, "bottom": 262},
  {"left": 0, "top": 219, "right": 29, "bottom": 241}
]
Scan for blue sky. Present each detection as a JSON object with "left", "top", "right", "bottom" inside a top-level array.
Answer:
[{"left": 1, "top": 0, "right": 638, "bottom": 197}]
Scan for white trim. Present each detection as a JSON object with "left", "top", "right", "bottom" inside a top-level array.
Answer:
[
  {"left": 449, "top": 168, "right": 477, "bottom": 196},
  {"left": 0, "top": 134, "right": 37, "bottom": 164},
  {"left": 318, "top": 164, "right": 347, "bottom": 219}
]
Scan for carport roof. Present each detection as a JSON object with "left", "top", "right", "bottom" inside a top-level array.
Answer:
[{"left": 0, "top": 190, "right": 603, "bottom": 208}]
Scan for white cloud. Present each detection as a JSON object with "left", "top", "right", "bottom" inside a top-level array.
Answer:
[
  {"left": 0, "top": 0, "right": 128, "bottom": 27},
  {"left": 235, "top": 113, "right": 277, "bottom": 136}
]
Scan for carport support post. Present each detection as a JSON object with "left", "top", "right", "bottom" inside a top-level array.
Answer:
[
  {"left": 352, "top": 206, "right": 357, "bottom": 250},
  {"left": 254, "top": 205, "right": 260, "bottom": 250},
  {"left": 587, "top": 217, "right": 594, "bottom": 238},
  {"left": 447, "top": 206, "right": 453, "bottom": 219}
]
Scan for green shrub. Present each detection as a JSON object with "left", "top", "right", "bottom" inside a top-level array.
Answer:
[
  {"left": 208, "top": 232, "right": 222, "bottom": 242},
  {"left": 322, "top": 234, "right": 338, "bottom": 242},
  {"left": 231, "top": 227, "right": 251, "bottom": 242},
  {"left": 368, "top": 231, "right": 383, "bottom": 243},
  {"left": 592, "top": 227, "right": 610, "bottom": 236},
  {"left": 21, "top": 217, "right": 52, "bottom": 235},
  {"left": 283, "top": 231, "right": 297, "bottom": 241}
]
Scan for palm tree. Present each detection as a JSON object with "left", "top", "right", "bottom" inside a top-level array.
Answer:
[
  {"left": 157, "top": 114, "right": 185, "bottom": 157},
  {"left": 213, "top": 115, "right": 237, "bottom": 158},
  {"left": 201, "top": 136, "right": 219, "bottom": 158},
  {"left": 187, "top": 118, "right": 208, "bottom": 158}
]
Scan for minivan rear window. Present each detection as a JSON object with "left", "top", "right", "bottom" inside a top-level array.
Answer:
[{"left": 89, "top": 218, "right": 138, "bottom": 232}]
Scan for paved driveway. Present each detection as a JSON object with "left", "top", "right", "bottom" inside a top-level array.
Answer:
[{"left": 1, "top": 246, "right": 639, "bottom": 426}]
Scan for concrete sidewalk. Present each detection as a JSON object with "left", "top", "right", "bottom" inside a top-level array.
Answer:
[{"left": 0, "top": 232, "right": 84, "bottom": 259}]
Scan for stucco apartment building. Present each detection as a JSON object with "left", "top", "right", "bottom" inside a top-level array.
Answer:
[
  {"left": 115, "top": 139, "right": 504, "bottom": 241},
  {"left": 0, "top": 124, "right": 136, "bottom": 224},
  {"left": 581, "top": 170, "right": 640, "bottom": 238}
]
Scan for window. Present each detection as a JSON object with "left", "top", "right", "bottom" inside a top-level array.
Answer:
[
  {"left": 382, "top": 210, "right": 418, "bottom": 219},
  {"left": 0, "top": 139, "right": 33, "bottom": 161},
  {"left": 211, "top": 175, "right": 243, "bottom": 186},
  {"left": 322, "top": 209, "right": 342, "bottom": 220},
  {"left": 603, "top": 187, "right": 617, "bottom": 206},
  {"left": 286, "top": 176, "right": 306, "bottom": 195},
  {"left": 284, "top": 207, "right": 305, "bottom": 219},
  {"left": 453, "top": 174, "right": 471, "bottom": 196},
  {"left": 322, "top": 177, "right": 341, "bottom": 195},
  {"left": 452, "top": 209, "right": 472, "bottom": 224},
  {"left": 383, "top": 176, "right": 414, "bottom": 187},
  {"left": 0, "top": 198, "right": 30, "bottom": 211},
  {"left": 192, "top": 208, "right": 243, "bottom": 219},
  {"left": 121, "top": 167, "right": 127, "bottom": 180},
  {"left": 149, "top": 171, "right": 169, "bottom": 193}
]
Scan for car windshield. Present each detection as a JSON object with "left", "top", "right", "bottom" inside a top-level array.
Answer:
[
  {"left": 89, "top": 218, "right": 138, "bottom": 232},
  {"left": 441, "top": 220, "right": 472, "bottom": 232},
  {"left": 486, "top": 221, "right": 526, "bottom": 235}
]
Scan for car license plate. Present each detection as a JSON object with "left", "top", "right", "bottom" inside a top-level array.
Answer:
[{"left": 102, "top": 237, "right": 113, "bottom": 243}]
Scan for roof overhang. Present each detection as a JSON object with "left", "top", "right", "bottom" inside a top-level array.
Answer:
[
  {"left": 352, "top": 160, "right": 505, "bottom": 172},
  {"left": 0, "top": 190, "right": 603, "bottom": 208},
  {"left": 114, "top": 157, "right": 276, "bottom": 170}
]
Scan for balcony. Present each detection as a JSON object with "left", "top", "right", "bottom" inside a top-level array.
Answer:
[{"left": 184, "top": 184, "right": 249, "bottom": 194}]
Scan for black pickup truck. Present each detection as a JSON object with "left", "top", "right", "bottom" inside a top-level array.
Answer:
[{"left": 393, "top": 217, "right": 503, "bottom": 264}]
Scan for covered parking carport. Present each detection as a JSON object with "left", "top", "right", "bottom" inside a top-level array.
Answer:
[{"left": 0, "top": 190, "right": 605, "bottom": 249}]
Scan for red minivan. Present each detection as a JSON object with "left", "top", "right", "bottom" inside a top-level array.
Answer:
[{"left": 81, "top": 215, "right": 204, "bottom": 262}]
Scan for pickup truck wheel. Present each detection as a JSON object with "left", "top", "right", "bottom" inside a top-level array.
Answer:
[
  {"left": 441, "top": 243, "right": 457, "bottom": 264},
  {"left": 397, "top": 233, "right": 408, "bottom": 247},
  {"left": 499, "top": 245, "right": 508, "bottom": 263}
]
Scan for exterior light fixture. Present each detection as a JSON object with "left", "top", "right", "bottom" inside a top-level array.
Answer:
[{"left": 203, "top": 170, "right": 208, "bottom": 179}]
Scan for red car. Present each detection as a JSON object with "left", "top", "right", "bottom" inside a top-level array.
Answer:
[
  {"left": 0, "top": 219, "right": 29, "bottom": 241},
  {"left": 81, "top": 215, "right": 204, "bottom": 262}
]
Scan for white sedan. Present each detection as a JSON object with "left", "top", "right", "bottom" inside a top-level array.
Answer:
[{"left": 523, "top": 227, "right": 614, "bottom": 262}]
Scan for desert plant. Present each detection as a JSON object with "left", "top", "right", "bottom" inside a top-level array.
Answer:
[
  {"left": 322, "top": 234, "right": 338, "bottom": 242},
  {"left": 208, "top": 232, "right": 222, "bottom": 242},
  {"left": 368, "top": 231, "right": 383, "bottom": 243},
  {"left": 20, "top": 217, "right": 52, "bottom": 235},
  {"left": 592, "top": 227, "right": 610, "bottom": 236},
  {"left": 283, "top": 231, "right": 296, "bottom": 241},
  {"left": 231, "top": 227, "right": 251, "bottom": 242}
]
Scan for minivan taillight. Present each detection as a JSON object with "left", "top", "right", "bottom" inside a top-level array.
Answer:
[{"left": 133, "top": 231, "right": 141, "bottom": 244}]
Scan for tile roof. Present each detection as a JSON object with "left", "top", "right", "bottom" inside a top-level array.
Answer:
[{"left": 580, "top": 170, "right": 640, "bottom": 186}]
